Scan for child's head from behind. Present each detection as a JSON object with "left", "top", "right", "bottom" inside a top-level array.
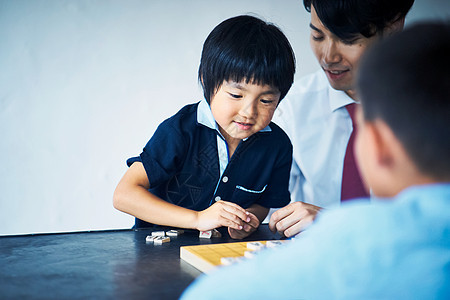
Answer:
[
  {"left": 356, "top": 22, "right": 450, "bottom": 196},
  {"left": 199, "top": 15, "right": 296, "bottom": 142}
]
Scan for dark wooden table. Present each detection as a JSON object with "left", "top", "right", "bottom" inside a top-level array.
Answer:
[{"left": 0, "top": 225, "right": 281, "bottom": 299}]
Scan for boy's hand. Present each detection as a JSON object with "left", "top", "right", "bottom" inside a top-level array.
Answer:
[
  {"left": 269, "top": 202, "right": 322, "bottom": 237},
  {"left": 196, "top": 200, "right": 250, "bottom": 231},
  {"left": 228, "top": 212, "right": 260, "bottom": 239}
]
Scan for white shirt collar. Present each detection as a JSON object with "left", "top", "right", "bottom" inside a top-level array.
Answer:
[
  {"left": 197, "top": 99, "right": 218, "bottom": 131},
  {"left": 328, "top": 84, "right": 356, "bottom": 112}
]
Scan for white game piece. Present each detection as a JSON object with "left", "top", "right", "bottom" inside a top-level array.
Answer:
[
  {"left": 154, "top": 236, "right": 170, "bottom": 245},
  {"left": 247, "top": 241, "right": 265, "bottom": 251},
  {"left": 212, "top": 229, "right": 222, "bottom": 238},
  {"left": 244, "top": 250, "right": 259, "bottom": 259},
  {"left": 266, "top": 240, "right": 283, "bottom": 248},
  {"left": 151, "top": 231, "right": 165, "bottom": 237},
  {"left": 145, "top": 235, "right": 157, "bottom": 243},
  {"left": 166, "top": 229, "right": 184, "bottom": 237},
  {"left": 220, "top": 257, "right": 240, "bottom": 266},
  {"left": 199, "top": 230, "right": 212, "bottom": 239}
]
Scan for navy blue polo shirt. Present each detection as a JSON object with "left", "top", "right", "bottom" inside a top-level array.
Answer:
[{"left": 127, "top": 99, "right": 292, "bottom": 227}]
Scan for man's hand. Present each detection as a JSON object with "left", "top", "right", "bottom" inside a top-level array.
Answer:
[
  {"left": 196, "top": 200, "right": 250, "bottom": 231},
  {"left": 228, "top": 212, "right": 260, "bottom": 239},
  {"left": 269, "top": 202, "right": 322, "bottom": 237}
]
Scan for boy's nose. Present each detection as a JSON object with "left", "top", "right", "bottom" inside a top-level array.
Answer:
[{"left": 239, "top": 100, "right": 257, "bottom": 119}]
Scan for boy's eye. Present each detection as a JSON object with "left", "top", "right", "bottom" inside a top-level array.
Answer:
[
  {"left": 228, "top": 93, "right": 242, "bottom": 99},
  {"left": 260, "top": 99, "right": 274, "bottom": 105},
  {"left": 311, "top": 35, "right": 323, "bottom": 41}
]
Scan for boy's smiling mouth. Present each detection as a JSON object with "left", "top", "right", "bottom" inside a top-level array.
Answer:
[{"left": 234, "top": 121, "right": 254, "bottom": 130}]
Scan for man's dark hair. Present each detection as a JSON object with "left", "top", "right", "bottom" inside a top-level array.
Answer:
[
  {"left": 198, "top": 15, "right": 296, "bottom": 104},
  {"left": 304, "top": 0, "right": 414, "bottom": 41},
  {"left": 357, "top": 22, "right": 450, "bottom": 180}
]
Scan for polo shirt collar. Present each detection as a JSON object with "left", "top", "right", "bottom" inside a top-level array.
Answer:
[
  {"left": 197, "top": 99, "right": 272, "bottom": 134},
  {"left": 197, "top": 99, "right": 218, "bottom": 131}
]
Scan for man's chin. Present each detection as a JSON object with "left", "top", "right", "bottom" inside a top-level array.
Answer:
[{"left": 327, "top": 81, "right": 352, "bottom": 93}]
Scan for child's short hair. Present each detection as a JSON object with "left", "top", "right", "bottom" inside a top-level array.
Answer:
[
  {"left": 357, "top": 22, "right": 450, "bottom": 180},
  {"left": 198, "top": 15, "right": 296, "bottom": 104},
  {"left": 304, "top": 0, "right": 414, "bottom": 41}
]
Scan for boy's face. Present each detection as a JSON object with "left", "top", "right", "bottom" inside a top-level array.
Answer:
[
  {"left": 210, "top": 80, "right": 280, "bottom": 145},
  {"left": 309, "top": 5, "right": 378, "bottom": 99}
]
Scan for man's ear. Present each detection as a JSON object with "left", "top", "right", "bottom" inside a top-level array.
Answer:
[{"left": 384, "top": 17, "right": 405, "bottom": 37}]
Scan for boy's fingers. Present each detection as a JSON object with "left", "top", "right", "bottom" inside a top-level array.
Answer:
[
  {"left": 239, "top": 213, "right": 259, "bottom": 232},
  {"left": 222, "top": 219, "right": 243, "bottom": 231},
  {"left": 246, "top": 212, "right": 259, "bottom": 227},
  {"left": 228, "top": 228, "right": 242, "bottom": 239},
  {"left": 243, "top": 224, "right": 251, "bottom": 232},
  {"left": 219, "top": 201, "right": 250, "bottom": 222},
  {"left": 228, "top": 227, "right": 248, "bottom": 239},
  {"left": 219, "top": 210, "right": 245, "bottom": 230}
]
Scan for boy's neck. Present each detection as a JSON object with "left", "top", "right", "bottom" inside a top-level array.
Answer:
[
  {"left": 375, "top": 172, "right": 440, "bottom": 198},
  {"left": 226, "top": 139, "right": 241, "bottom": 159},
  {"left": 217, "top": 126, "right": 242, "bottom": 159}
]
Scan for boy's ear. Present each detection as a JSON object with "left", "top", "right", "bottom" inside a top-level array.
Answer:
[
  {"left": 367, "top": 117, "right": 432, "bottom": 197},
  {"left": 369, "top": 117, "right": 420, "bottom": 183},
  {"left": 360, "top": 119, "right": 401, "bottom": 197},
  {"left": 369, "top": 119, "right": 397, "bottom": 169}
]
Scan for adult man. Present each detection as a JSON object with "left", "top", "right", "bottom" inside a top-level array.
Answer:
[{"left": 269, "top": 0, "right": 414, "bottom": 237}]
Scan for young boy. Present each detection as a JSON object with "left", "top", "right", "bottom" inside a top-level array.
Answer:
[
  {"left": 113, "top": 15, "right": 296, "bottom": 239},
  {"left": 181, "top": 22, "right": 450, "bottom": 299}
]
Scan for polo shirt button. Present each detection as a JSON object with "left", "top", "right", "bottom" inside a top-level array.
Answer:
[
  {"left": 222, "top": 176, "right": 228, "bottom": 183},
  {"left": 215, "top": 196, "right": 221, "bottom": 201}
]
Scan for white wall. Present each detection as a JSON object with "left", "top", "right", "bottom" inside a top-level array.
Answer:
[{"left": 0, "top": 0, "right": 449, "bottom": 235}]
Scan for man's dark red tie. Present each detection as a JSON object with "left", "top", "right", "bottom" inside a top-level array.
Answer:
[{"left": 341, "top": 103, "right": 369, "bottom": 201}]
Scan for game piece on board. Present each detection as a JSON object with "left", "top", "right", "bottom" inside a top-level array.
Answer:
[
  {"left": 247, "top": 241, "right": 265, "bottom": 251},
  {"left": 220, "top": 256, "right": 241, "bottom": 266},
  {"left": 199, "top": 230, "right": 212, "bottom": 239},
  {"left": 244, "top": 250, "right": 258, "bottom": 259},
  {"left": 151, "top": 231, "right": 166, "bottom": 237},
  {"left": 266, "top": 240, "right": 284, "bottom": 248},
  {"left": 181, "top": 240, "right": 281, "bottom": 273},
  {"left": 154, "top": 236, "right": 170, "bottom": 245}
]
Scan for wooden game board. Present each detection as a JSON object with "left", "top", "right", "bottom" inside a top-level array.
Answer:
[{"left": 180, "top": 241, "right": 281, "bottom": 273}]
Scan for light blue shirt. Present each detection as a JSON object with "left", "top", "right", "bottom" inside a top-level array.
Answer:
[
  {"left": 182, "top": 183, "right": 450, "bottom": 300},
  {"left": 273, "top": 70, "right": 356, "bottom": 208}
]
